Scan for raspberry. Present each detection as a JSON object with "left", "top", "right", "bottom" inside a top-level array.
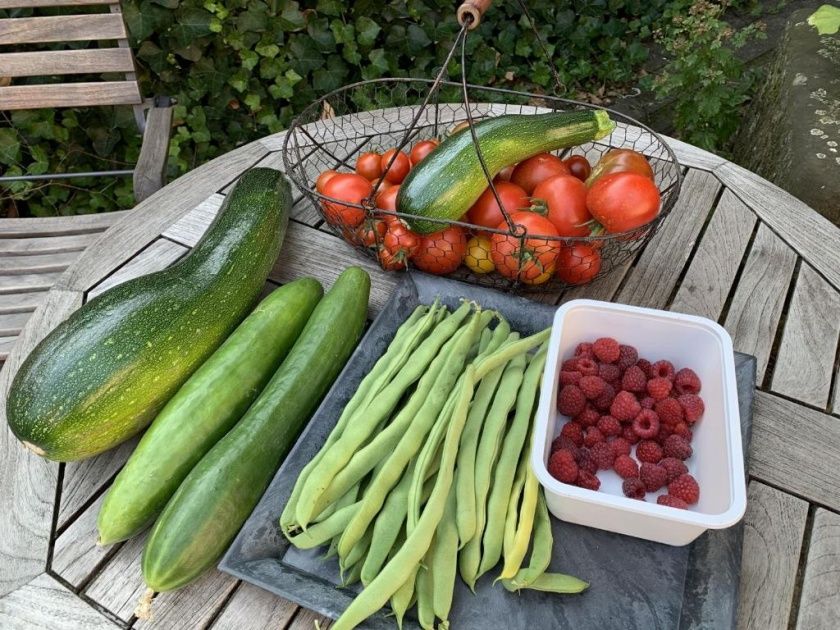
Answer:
[
  {"left": 583, "top": 427, "right": 605, "bottom": 448},
  {"left": 558, "top": 384, "right": 586, "bottom": 416},
  {"left": 575, "top": 356, "right": 598, "bottom": 376},
  {"left": 657, "top": 494, "right": 689, "bottom": 509},
  {"left": 663, "top": 434, "right": 693, "bottom": 460},
  {"left": 551, "top": 435, "right": 579, "bottom": 455},
  {"left": 646, "top": 377, "right": 673, "bottom": 400},
  {"left": 672, "top": 422, "right": 693, "bottom": 441},
  {"left": 655, "top": 397, "right": 684, "bottom": 426},
  {"left": 609, "top": 436, "right": 632, "bottom": 458},
  {"left": 573, "top": 404, "right": 600, "bottom": 427},
  {"left": 598, "top": 362, "right": 621, "bottom": 383},
  {"left": 561, "top": 358, "right": 579, "bottom": 372},
  {"left": 660, "top": 457, "right": 689, "bottom": 483},
  {"left": 617, "top": 344, "right": 639, "bottom": 370},
  {"left": 655, "top": 423, "right": 673, "bottom": 444},
  {"left": 593, "top": 337, "right": 620, "bottom": 363},
  {"left": 579, "top": 375, "right": 607, "bottom": 400},
  {"left": 674, "top": 368, "right": 702, "bottom": 395},
  {"left": 651, "top": 360, "right": 675, "bottom": 380},
  {"left": 548, "top": 449, "right": 578, "bottom": 483},
  {"left": 576, "top": 470, "right": 601, "bottom": 491},
  {"left": 622, "top": 477, "right": 646, "bottom": 499},
  {"left": 636, "top": 358, "right": 653, "bottom": 378},
  {"left": 559, "top": 370, "right": 582, "bottom": 386},
  {"left": 622, "top": 425, "right": 641, "bottom": 444},
  {"left": 640, "top": 462, "right": 668, "bottom": 492},
  {"left": 597, "top": 415, "right": 622, "bottom": 438},
  {"left": 640, "top": 396, "right": 655, "bottom": 409},
  {"left": 621, "top": 365, "right": 648, "bottom": 393},
  {"left": 610, "top": 391, "right": 641, "bottom": 422},
  {"left": 575, "top": 447, "right": 598, "bottom": 474},
  {"left": 593, "top": 383, "right": 616, "bottom": 412},
  {"left": 678, "top": 394, "right": 705, "bottom": 423},
  {"left": 668, "top": 473, "right": 700, "bottom": 505},
  {"left": 559, "top": 421, "right": 584, "bottom": 447},
  {"left": 632, "top": 409, "right": 660, "bottom": 439},
  {"left": 636, "top": 439, "right": 663, "bottom": 463},
  {"left": 613, "top": 454, "right": 639, "bottom": 479},
  {"left": 591, "top": 441, "right": 615, "bottom": 470},
  {"left": 575, "top": 342, "right": 594, "bottom": 358}
]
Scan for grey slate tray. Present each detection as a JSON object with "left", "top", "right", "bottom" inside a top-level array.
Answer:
[{"left": 220, "top": 273, "right": 756, "bottom": 630}]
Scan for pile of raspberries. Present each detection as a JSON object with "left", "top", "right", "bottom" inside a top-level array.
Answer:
[{"left": 547, "top": 337, "right": 703, "bottom": 509}]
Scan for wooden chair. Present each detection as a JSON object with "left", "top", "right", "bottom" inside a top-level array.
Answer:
[{"left": 0, "top": 0, "right": 174, "bottom": 362}]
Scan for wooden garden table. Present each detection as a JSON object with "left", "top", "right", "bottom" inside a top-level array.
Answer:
[{"left": 1, "top": 104, "right": 840, "bottom": 630}]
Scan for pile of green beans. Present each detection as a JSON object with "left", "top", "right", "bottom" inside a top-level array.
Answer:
[{"left": 281, "top": 302, "right": 587, "bottom": 630}]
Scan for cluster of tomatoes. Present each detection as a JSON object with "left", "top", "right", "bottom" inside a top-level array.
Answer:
[{"left": 316, "top": 138, "right": 661, "bottom": 285}]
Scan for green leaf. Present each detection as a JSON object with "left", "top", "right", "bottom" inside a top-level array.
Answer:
[
  {"left": 331, "top": 19, "right": 355, "bottom": 45},
  {"left": 316, "top": 0, "right": 344, "bottom": 16},
  {"left": 356, "top": 16, "right": 381, "bottom": 47},
  {"left": 279, "top": 1, "right": 306, "bottom": 32},
  {"left": 171, "top": 7, "right": 214, "bottom": 47},
  {"left": 0, "top": 129, "right": 21, "bottom": 165},
  {"left": 288, "top": 34, "right": 325, "bottom": 74},
  {"left": 255, "top": 42, "right": 281, "bottom": 58},
  {"left": 244, "top": 92, "right": 262, "bottom": 111},
  {"left": 241, "top": 49, "right": 259, "bottom": 70},
  {"left": 312, "top": 55, "right": 348, "bottom": 92},
  {"left": 808, "top": 4, "right": 840, "bottom": 35}
]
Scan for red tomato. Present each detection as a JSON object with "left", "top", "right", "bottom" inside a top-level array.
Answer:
[
  {"left": 370, "top": 177, "right": 393, "bottom": 194},
  {"left": 355, "top": 152, "right": 382, "bottom": 180},
  {"left": 510, "top": 153, "right": 570, "bottom": 194},
  {"left": 378, "top": 247, "right": 407, "bottom": 271},
  {"left": 563, "top": 155, "right": 592, "bottom": 182},
  {"left": 355, "top": 218, "right": 386, "bottom": 248},
  {"left": 495, "top": 164, "right": 515, "bottom": 182},
  {"left": 555, "top": 244, "right": 602, "bottom": 285},
  {"left": 466, "top": 181, "right": 529, "bottom": 231},
  {"left": 413, "top": 226, "right": 467, "bottom": 275},
  {"left": 586, "top": 149, "right": 654, "bottom": 186},
  {"left": 321, "top": 173, "right": 371, "bottom": 228},
  {"left": 315, "top": 170, "right": 338, "bottom": 194},
  {"left": 410, "top": 140, "right": 439, "bottom": 166},
  {"left": 587, "top": 172, "right": 661, "bottom": 233},
  {"left": 375, "top": 184, "right": 400, "bottom": 212},
  {"left": 383, "top": 222, "right": 420, "bottom": 258},
  {"left": 490, "top": 211, "right": 560, "bottom": 285},
  {"left": 532, "top": 175, "right": 591, "bottom": 237},
  {"left": 380, "top": 148, "right": 411, "bottom": 184}
]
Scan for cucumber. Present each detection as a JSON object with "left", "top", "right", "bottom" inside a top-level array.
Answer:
[
  {"left": 6, "top": 168, "right": 291, "bottom": 461},
  {"left": 397, "top": 110, "right": 615, "bottom": 233},
  {"left": 140, "top": 267, "right": 370, "bottom": 593},
  {"left": 96, "top": 278, "right": 323, "bottom": 545}
]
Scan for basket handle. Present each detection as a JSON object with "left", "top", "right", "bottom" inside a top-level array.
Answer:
[{"left": 457, "top": 0, "right": 492, "bottom": 30}]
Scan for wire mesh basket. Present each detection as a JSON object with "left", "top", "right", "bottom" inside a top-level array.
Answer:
[{"left": 281, "top": 6, "right": 681, "bottom": 293}]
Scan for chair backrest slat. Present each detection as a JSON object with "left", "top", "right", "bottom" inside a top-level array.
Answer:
[
  {"left": 0, "top": 48, "right": 134, "bottom": 77},
  {"left": 0, "top": 14, "right": 126, "bottom": 45},
  {"left": 0, "top": 81, "right": 142, "bottom": 109},
  {"left": 0, "top": 0, "right": 119, "bottom": 8}
]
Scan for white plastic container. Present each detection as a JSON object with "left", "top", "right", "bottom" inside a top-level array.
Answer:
[{"left": 531, "top": 299, "right": 747, "bottom": 546}]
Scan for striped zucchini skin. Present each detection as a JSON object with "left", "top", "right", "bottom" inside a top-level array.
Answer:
[
  {"left": 397, "top": 110, "right": 616, "bottom": 233},
  {"left": 6, "top": 168, "right": 291, "bottom": 462},
  {"left": 96, "top": 278, "right": 323, "bottom": 545},
  {"left": 140, "top": 266, "right": 370, "bottom": 592}
]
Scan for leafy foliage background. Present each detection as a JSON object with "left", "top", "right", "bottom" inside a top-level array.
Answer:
[{"left": 1, "top": 0, "right": 679, "bottom": 216}]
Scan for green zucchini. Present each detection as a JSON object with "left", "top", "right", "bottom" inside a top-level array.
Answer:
[
  {"left": 96, "top": 278, "right": 323, "bottom": 545},
  {"left": 397, "top": 110, "right": 615, "bottom": 233},
  {"left": 140, "top": 267, "right": 370, "bottom": 593},
  {"left": 6, "top": 168, "right": 291, "bottom": 461}
]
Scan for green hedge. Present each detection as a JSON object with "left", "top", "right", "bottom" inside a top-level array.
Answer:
[{"left": 1, "top": 0, "right": 676, "bottom": 216}]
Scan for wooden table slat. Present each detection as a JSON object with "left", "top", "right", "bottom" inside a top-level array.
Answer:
[
  {"left": 84, "top": 535, "right": 146, "bottom": 622},
  {"left": 0, "top": 232, "right": 101, "bottom": 257},
  {"left": 87, "top": 239, "right": 188, "bottom": 300},
  {"left": 736, "top": 481, "right": 808, "bottom": 630},
  {"left": 723, "top": 224, "right": 797, "bottom": 382},
  {"left": 133, "top": 570, "right": 238, "bottom": 630},
  {"left": 0, "top": 270, "right": 66, "bottom": 295},
  {"left": 0, "top": 292, "right": 43, "bottom": 315},
  {"left": 1, "top": 251, "right": 80, "bottom": 275},
  {"left": 0, "top": 311, "right": 31, "bottom": 337},
  {"left": 52, "top": 494, "right": 116, "bottom": 588},
  {"left": 796, "top": 508, "right": 840, "bottom": 629},
  {"left": 770, "top": 263, "right": 840, "bottom": 408},
  {"left": 209, "top": 583, "right": 298, "bottom": 630},
  {"left": 670, "top": 189, "right": 757, "bottom": 320},
  {"left": 0, "top": 48, "right": 135, "bottom": 78}
]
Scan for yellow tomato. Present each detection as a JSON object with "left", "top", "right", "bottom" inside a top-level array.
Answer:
[{"left": 464, "top": 235, "right": 495, "bottom": 274}]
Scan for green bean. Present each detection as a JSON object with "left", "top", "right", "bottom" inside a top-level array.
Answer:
[
  {"left": 455, "top": 322, "right": 511, "bottom": 546},
  {"left": 340, "top": 526, "right": 372, "bottom": 575},
  {"left": 415, "top": 556, "right": 435, "bottom": 630},
  {"left": 296, "top": 303, "right": 472, "bottom": 529},
  {"left": 515, "top": 572, "right": 588, "bottom": 593},
  {"left": 281, "top": 304, "right": 438, "bottom": 534},
  {"left": 336, "top": 313, "right": 483, "bottom": 559},
  {"left": 286, "top": 500, "right": 358, "bottom": 550},
  {"left": 478, "top": 328, "right": 491, "bottom": 354},
  {"left": 341, "top": 557, "right": 365, "bottom": 588},
  {"left": 502, "top": 492, "right": 553, "bottom": 592},
  {"left": 331, "top": 366, "right": 475, "bottom": 630},
  {"left": 459, "top": 350, "right": 526, "bottom": 590},
  {"left": 390, "top": 565, "right": 418, "bottom": 630},
  {"left": 478, "top": 346, "right": 547, "bottom": 579},
  {"left": 500, "top": 466, "right": 539, "bottom": 580},
  {"left": 431, "top": 488, "right": 458, "bottom": 624},
  {"left": 501, "top": 441, "right": 530, "bottom": 570},
  {"left": 473, "top": 328, "right": 551, "bottom": 381}
]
